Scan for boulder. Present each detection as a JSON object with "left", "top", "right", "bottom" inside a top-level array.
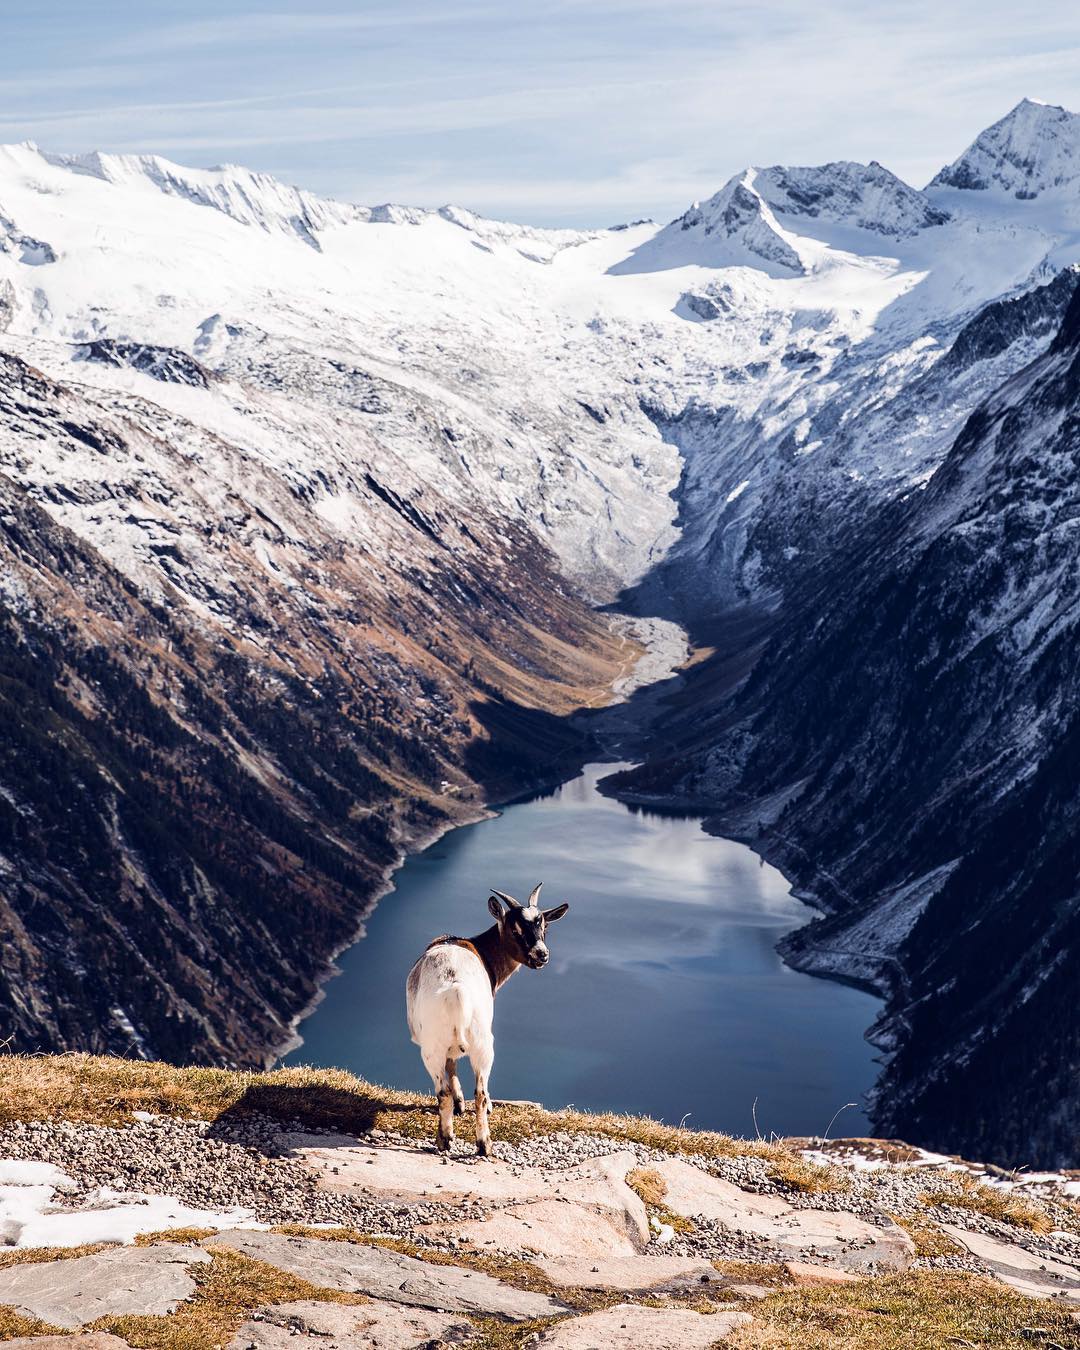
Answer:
[
  {"left": 652, "top": 1158, "right": 914, "bottom": 1272},
  {"left": 209, "top": 1230, "right": 566, "bottom": 1321},
  {"left": 941, "top": 1224, "right": 1080, "bottom": 1304},
  {"left": 0, "top": 1244, "right": 208, "bottom": 1329},
  {"left": 228, "top": 1298, "right": 475, "bottom": 1348},
  {"left": 538, "top": 1302, "right": 752, "bottom": 1349},
  {"left": 426, "top": 1150, "right": 649, "bottom": 1265},
  {"left": 535, "top": 1252, "right": 721, "bottom": 1291}
]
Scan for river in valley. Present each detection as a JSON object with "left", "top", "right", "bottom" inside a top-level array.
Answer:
[{"left": 284, "top": 761, "right": 881, "bottom": 1139}]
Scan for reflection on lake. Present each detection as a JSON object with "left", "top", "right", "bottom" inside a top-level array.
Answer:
[{"left": 285, "top": 763, "right": 880, "bottom": 1138}]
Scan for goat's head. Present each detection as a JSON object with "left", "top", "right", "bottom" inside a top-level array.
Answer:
[{"left": 488, "top": 883, "right": 568, "bottom": 970}]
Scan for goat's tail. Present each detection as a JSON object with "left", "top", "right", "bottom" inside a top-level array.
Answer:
[{"left": 442, "top": 982, "right": 470, "bottom": 1057}]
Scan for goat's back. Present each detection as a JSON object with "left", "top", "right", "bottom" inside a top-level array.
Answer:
[{"left": 406, "top": 939, "right": 493, "bottom": 1057}]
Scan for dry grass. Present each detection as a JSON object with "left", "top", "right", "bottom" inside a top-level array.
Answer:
[
  {"left": 0, "top": 1241, "right": 111, "bottom": 1271},
  {"left": 766, "top": 1152, "right": 849, "bottom": 1195},
  {"left": 0, "top": 1305, "right": 64, "bottom": 1338},
  {"left": 728, "top": 1271, "right": 1080, "bottom": 1349},
  {"left": 626, "top": 1165, "right": 668, "bottom": 1207},
  {"left": 469, "top": 1313, "right": 569, "bottom": 1350},
  {"left": 624, "top": 1166, "right": 695, "bottom": 1234},
  {"left": 886, "top": 1213, "right": 963, "bottom": 1259},
  {"left": 711, "top": 1258, "right": 793, "bottom": 1289},
  {"left": 91, "top": 1246, "right": 366, "bottom": 1350},
  {"left": 918, "top": 1174, "right": 1054, "bottom": 1234},
  {"left": 0, "top": 1053, "right": 845, "bottom": 1193},
  {"left": 133, "top": 1228, "right": 219, "bottom": 1248}
]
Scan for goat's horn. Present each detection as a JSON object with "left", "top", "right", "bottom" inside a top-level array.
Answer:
[
  {"left": 490, "top": 888, "right": 522, "bottom": 908},
  {"left": 527, "top": 882, "right": 543, "bottom": 907}
]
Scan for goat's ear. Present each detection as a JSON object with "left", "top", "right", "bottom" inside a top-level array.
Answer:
[
  {"left": 488, "top": 895, "right": 506, "bottom": 922},
  {"left": 543, "top": 903, "right": 569, "bottom": 923}
]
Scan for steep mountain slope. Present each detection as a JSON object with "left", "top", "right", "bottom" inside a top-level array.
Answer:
[
  {"left": 1, "top": 101, "right": 1080, "bottom": 1159},
  {"left": 0, "top": 347, "right": 631, "bottom": 1063},
  {"left": 611, "top": 238, "right": 1080, "bottom": 1168}
]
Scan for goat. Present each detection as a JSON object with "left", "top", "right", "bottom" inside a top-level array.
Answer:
[{"left": 406, "top": 882, "right": 569, "bottom": 1157}]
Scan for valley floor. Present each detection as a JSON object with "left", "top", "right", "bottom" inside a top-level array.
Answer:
[{"left": 0, "top": 1056, "right": 1076, "bottom": 1348}]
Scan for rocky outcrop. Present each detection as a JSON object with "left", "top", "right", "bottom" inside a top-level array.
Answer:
[
  {"left": 73, "top": 339, "right": 212, "bottom": 387},
  {"left": 0, "top": 1069, "right": 1077, "bottom": 1346},
  {"left": 0, "top": 1244, "right": 209, "bottom": 1327}
]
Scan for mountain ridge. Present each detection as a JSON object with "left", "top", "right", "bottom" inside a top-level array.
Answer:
[{"left": 2, "top": 101, "right": 1080, "bottom": 1165}]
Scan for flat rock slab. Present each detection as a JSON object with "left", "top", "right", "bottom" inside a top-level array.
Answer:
[
  {"left": 2, "top": 1337, "right": 135, "bottom": 1350},
  {"left": 538, "top": 1302, "right": 752, "bottom": 1349},
  {"left": 447, "top": 1196, "right": 640, "bottom": 1265},
  {"left": 652, "top": 1158, "right": 914, "bottom": 1272},
  {"left": 0, "top": 1243, "right": 209, "bottom": 1330},
  {"left": 228, "top": 1298, "right": 475, "bottom": 1348},
  {"left": 536, "top": 1252, "right": 720, "bottom": 1291},
  {"left": 426, "top": 1150, "right": 649, "bottom": 1265},
  {"left": 286, "top": 1132, "right": 554, "bottom": 1208},
  {"left": 293, "top": 1135, "right": 648, "bottom": 1252},
  {"left": 210, "top": 1230, "right": 566, "bottom": 1321},
  {"left": 942, "top": 1224, "right": 1080, "bottom": 1304}
]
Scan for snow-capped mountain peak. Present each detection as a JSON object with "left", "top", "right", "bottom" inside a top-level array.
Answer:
[
  {"left": 36, "top": 147, "right": 363, "bottom": 248},
  {"left": 666, "top": 171, "right": 807, "bottom": 274},
  {"left": 928, "top": 98, "right": 1080, "bottom": 199},
  {"left": 615, "top": 157, "right": 951, "bottom": 278},
  {"left": 753, "top": 160, "right": 950, "bottom": 236}
]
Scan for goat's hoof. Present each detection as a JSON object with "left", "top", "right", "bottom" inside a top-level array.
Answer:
[
  {"left": 436, "top": 1133, "right": 453, "bottom": 1154},
  {"left": 453, "top": 1096, "right": 466, "bottom": 1117},
  {"left": 476, "top": 1138, "right": 494, "bottom": 1160}
]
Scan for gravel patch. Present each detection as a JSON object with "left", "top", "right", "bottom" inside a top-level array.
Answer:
[
  {"left": 0, "top": 1116, "right": 469, "bottom": 1239},
  {"left": 1, "top": 1112, "right": 1075, "bottom": 1288}
]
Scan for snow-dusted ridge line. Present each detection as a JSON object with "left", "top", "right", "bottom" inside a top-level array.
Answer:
[{"left": 1, "top": 98, "right": 1080, "bottom": 1141}]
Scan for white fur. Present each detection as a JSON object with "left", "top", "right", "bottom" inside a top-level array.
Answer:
[
  {"left": 407, "top": 944, "right": 494, "bottom": 1077},
  {"left": 406, "top": 943, "right": 496, "bottom": 1154}
]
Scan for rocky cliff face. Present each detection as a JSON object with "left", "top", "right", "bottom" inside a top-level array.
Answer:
[
  {"left": 0, "top": 349, "right": 626, "bottom": 1065},
  {"left": 612, "top": 282, "right": 1080, "bottom": 1169}
]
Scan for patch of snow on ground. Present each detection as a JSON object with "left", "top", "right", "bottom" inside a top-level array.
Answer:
[{"left": 0, "top": 1157, "right": 254, "bottom": 1247}]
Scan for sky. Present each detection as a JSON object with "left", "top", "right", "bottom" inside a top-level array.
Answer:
[{"left": 4, "top": 1, "right": 1080, "bottom": 228}]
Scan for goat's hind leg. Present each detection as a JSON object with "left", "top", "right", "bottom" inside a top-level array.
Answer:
[
  {"left": 469, "top": 1040, "right": 495, "bottom": 1159},
  {"left": 423, "top": 1048, "right": 456, "bottom": 1153},
  {"left": 447, "top": 1058, "right": 467, "bottom": 1116}
]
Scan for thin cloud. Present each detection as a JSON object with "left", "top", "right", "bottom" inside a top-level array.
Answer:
[{"left": 2, "top": 0, "right": 1079, "bottom": 227}]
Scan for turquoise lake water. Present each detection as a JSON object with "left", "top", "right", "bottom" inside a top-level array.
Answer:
[{"left": 285, "top": 762, "right": 880, "bottom": 1138}]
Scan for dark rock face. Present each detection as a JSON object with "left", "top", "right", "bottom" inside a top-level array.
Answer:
[
  {"left": 760, "top": 160, "right": 951, "bottom": 235},
  {"left": 941, "top": 267, "right": 1079, "bottom": 373},
  {"left": 74, "top": 340, "right": 212, "bottom": 388},
  {"left": 615, "top": 286, "right": 1080, "bottom": 1168},
  {"left": 0, "top": 214, "right": 56, "bottom": 266}
]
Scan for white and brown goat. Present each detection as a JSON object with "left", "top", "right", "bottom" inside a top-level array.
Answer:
[{"left": 405, "top": 883, "right": 569, "bottom": 1157}]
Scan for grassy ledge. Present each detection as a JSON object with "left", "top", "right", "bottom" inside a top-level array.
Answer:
[
  {"left": 0, "top": 1053, "right": 847, "bottom": 1193},
  {"left": 917, "top": 1174, "right": 1055, "bottom": 1234},
  {"left": 727, "top": 1271, "right": 1080, "bottom": 1349}
]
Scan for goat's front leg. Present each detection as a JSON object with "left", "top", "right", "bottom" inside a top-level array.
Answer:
[{"left": 471, "top": 1042, "right": 495, "bottom": 1159}]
